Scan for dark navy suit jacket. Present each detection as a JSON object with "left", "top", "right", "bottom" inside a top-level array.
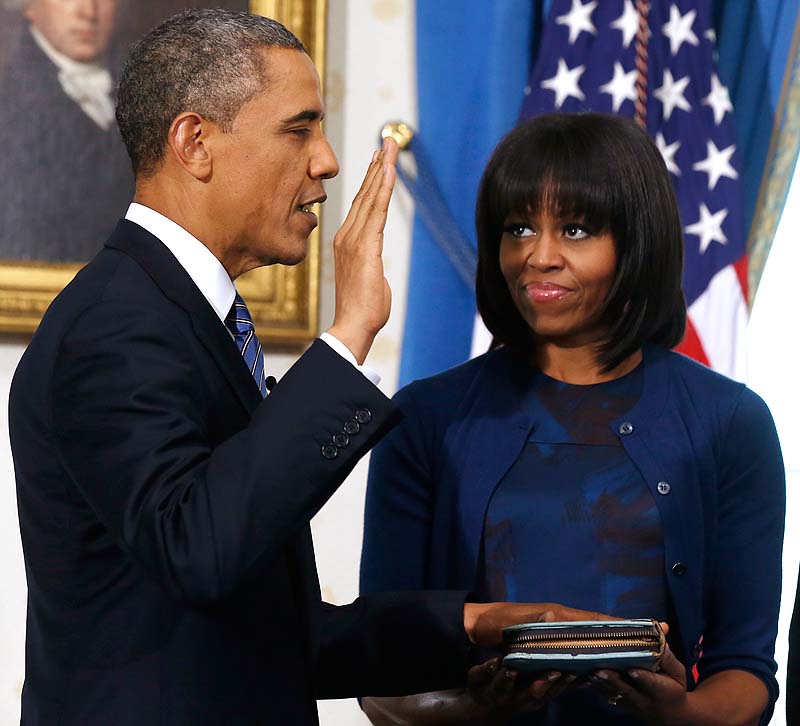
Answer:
[
  {"left": 362, "top": 344, "right": 785, "bottom": 724},
  {"left": 9, "top": 220, "right": 469, "bottom": 725}
]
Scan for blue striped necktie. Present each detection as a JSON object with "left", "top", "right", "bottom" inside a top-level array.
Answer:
[{"left": 225, "top": 293, "right": 267, "bottom": 397}]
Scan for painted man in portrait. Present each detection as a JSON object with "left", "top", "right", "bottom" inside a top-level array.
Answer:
[{"left": 0, "top": 0, "right": 133, "bottom": 262}]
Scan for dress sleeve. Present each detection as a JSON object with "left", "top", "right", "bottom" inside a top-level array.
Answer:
[
  {"left": 696, "top": 387, "right": 785, "bottom": 723},
  {"left": 360, "top": 382, "right": 437, "bottom": 594}
]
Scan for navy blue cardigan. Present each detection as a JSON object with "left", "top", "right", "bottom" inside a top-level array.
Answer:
[{"left": 361, "top": 345, "right": 784, "bottom": 721}]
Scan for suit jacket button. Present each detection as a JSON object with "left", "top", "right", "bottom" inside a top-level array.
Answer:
[
  {"left": 618, "top": 421, "right": 634, "bottom": 435},
  {"left": 333, "top": 432, "right": 350, "bottom": 448},
  {"left": 355, "top": 408, "right": 372, "bottom": 424},
  {"left": 343, "top": 419, "right": 360, "bottom": 435},
  {"left": 657, "top": 481, "right": 671, "bottom": 495},
  {"left": 671, "top": 562, "right": 687, "bottom": 576},
  {"left": 321, "top": 444, "right": 338, "bottom": 460}
]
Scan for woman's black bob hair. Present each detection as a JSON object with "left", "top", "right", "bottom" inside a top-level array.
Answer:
[{"left": 475, "top": 113, "right": 687, "bottom": 372}]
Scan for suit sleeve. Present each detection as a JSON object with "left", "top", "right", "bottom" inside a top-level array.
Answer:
[
  {"left": 314, "top": 591, "right": 470, "bottom": 698},
  {"left": 50, "top": 302, "right": 398, "bottom": 604},
  {"left": 696, "top": 387, "right": 785, "bottom": 723}
]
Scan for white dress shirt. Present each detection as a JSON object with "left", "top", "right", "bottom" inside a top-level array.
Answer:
[{"left": 124, "top": 203, "right": 380, "bottom": 386}]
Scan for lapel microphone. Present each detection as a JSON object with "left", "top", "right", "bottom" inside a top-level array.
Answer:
[{"left": 265, "top": 375, "right": 277, "bottom": 393}]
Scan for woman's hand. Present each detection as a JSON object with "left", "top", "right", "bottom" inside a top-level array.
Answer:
[
  {"left": 590, "top": 644, "right": 689, "bottom": 725},
  {"left": 464, "top": 657, "right": 575, "bottom": 723},
  {"left": 361, "top": 658, "right": 575, "bottom": 725}
]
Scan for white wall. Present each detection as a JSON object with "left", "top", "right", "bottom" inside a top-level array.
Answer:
[
  {"left": 0, "top": 340, "right": 27, "bottom": 722},
  {"left": 747, "top": 154, "right": 800, "bottom": 726},
  {"left": 0, "top": 1, "right": 418, "bottom": 724}
]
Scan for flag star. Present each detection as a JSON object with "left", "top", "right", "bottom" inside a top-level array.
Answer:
[
  {"left": 599, "top": 62, "right": 637, "bottom": 112},
  {"left": 655, "top": 132, "right": 681, "bottom": 176},
  {"left": 610, "top": 0, "right": 640, "bottom": 48},
  {"left": 692, "top": 140, "right": 738, "bottom": 190},
  {"left": 685, "top": 203, "right": 728, "bottom": 254},
  {"left": 541, "top": 58, "right": 586, "bottom": 108},
  {"left": 556, "top": 0, "right": 598, "bottom": 44},
  {"left": 703, "top": 74, "right": 733, "bottom": 125},
  {"left": 662, "top": 4, "right": 699, "bottom": 56},
  {"left": 654, "top": 69, "right": 691, "bottom": 120}
]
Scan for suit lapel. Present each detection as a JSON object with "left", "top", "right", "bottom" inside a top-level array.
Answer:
[{"left": 105, "top": 220, "right": 262, "bottom": 415}]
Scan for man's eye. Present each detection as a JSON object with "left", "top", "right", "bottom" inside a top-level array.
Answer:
[
  {"left": 503, "top": 223, "right": 534, "bottom": 238},
  {"left": 563, "top": 224, "right": 589, "bottom": 239},
  {"left": 289, "top": 128, "right": 311, "bottom": 136}
]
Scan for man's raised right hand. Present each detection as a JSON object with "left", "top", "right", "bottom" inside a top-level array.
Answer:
[{"left": 327, "top": 136, "right": 398, "bottom": 365}]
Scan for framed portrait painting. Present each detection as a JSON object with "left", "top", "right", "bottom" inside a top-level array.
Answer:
[{"left": 0, "top": 0, "right": 325, "bottom": 343}]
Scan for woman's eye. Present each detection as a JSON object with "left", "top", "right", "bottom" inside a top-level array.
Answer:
[
  {"left": 563, "top": 224, "right": 589, "bottom": 239},
  {"left": 503, "top": 223, "right": 534, "bottom": 238}
]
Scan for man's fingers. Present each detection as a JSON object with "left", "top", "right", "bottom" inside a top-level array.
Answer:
[
  {"left": 366, "top": 165, "right": 396, "bottom": 254},
  {"left": 346, "top": 141, "right": 398, "bottom": 247},
  {"left": 337, "top": 142, "right": 387, "bottom": 238},
  {"left": 350, "top": 137, "right": 396, "bottom": 213},
  {"left": 382, "top": 134, "right": 400, "bottom": 166}
]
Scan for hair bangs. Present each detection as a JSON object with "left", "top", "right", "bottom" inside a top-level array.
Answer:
[{"left": 486, "top": 130, "right": 619, "bottom": 237}]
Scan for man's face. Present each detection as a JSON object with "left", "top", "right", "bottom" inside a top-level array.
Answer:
[
  {"left": 208, "top": 48, "right": 339, "bottom": 276},
  {"left": 25, "top": 0, "right": 117, "bottom": 63}
]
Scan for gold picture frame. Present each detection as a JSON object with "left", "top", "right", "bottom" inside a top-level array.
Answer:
[{"left": 0, "top": 0, "right": 326, "bottom": 344}]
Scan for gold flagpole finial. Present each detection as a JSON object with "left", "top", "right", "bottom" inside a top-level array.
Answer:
[{"left": 381, "top": 121, "right": 415, "bottom": 150}]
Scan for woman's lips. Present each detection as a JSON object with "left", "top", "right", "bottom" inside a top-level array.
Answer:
[{"left": 523, "top": 282, "right": 573, "bottom": 302}]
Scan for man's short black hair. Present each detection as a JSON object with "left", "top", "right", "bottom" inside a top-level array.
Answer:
[
  {"left": 116, "top": 8, "right": 305, "bottom": 178},
  {"left": 475, "top": 112, "right": 686, "bottom": 372}
]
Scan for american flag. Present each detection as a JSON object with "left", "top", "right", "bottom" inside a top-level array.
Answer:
[{"left": 520, "top": 0, "right": 747, "bottom": 380}]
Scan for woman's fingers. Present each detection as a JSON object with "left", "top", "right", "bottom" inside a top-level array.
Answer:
[{"left": 592, "top": 670, "right": 650, "bottom": 713}]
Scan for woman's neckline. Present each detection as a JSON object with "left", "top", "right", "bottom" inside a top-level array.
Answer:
[{"left": 533, "top": 348, "right": 644, "bottom": 386}]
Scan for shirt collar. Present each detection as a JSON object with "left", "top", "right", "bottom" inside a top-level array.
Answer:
[
  {"left": 125, "top": 202, "right": 236, "bottom": 322},
  {"left": 29, "top": 24, "right": 107, "bottom": 77}
]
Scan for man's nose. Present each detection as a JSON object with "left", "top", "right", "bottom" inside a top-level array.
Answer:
[
  {"left": 74, "top": 0, "right": 100, "bottom": 20},
  {"left": 310, "top": 136, "right": 339, "bottom": 180}
]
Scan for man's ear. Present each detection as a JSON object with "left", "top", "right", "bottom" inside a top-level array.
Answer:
[{"left": 167, "top": 112, "right": 215, "bottom": 181}]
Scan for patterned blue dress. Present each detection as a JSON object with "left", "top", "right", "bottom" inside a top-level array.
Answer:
[{"left": 479, "top": 364, "right": 670, "bottom": 724}]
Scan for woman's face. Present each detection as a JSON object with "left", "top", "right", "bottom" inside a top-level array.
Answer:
[{"left": 499, "top": 209, "right": 617, "bottom": 348}]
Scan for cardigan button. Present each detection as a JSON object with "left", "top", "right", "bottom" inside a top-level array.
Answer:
[
  {"left": 321, "top": 444, "right": 339, "bottom": 460},
  {"left": 657, "top": 481, "right": 671, "bottom": 495},
  {"left": 618, "top": 421, "right": 634, "bottom": 435},
  {"left": 671, "top": 562, "right": 687, "bottom": 576}
]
